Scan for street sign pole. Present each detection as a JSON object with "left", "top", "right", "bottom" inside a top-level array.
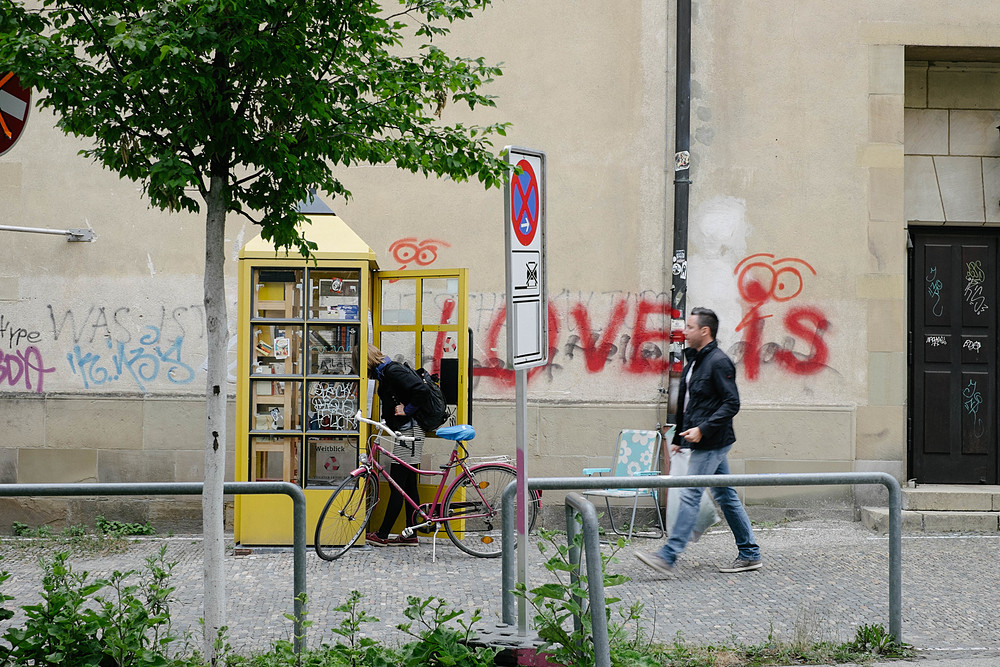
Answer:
[{"left": 503, "top": 146, "right": 546, "bottom": 637}]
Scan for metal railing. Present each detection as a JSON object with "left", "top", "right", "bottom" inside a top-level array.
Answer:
[
  {"left": 563, "top": 493, "right": 611, "bottom": 667},
  {"left": 502, "top": 472, "right": 903, "bottom": 645},
  {"left": 0, "top": 482, "right": 308, "bottom": 653}
]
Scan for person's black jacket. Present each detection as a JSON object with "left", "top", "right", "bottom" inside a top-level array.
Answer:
[
  {"left": 674, "top": 339, "right": 740, "bottom": 450},
  {"left": 375, "top": 360, "right": 432, "bottom": 431}
]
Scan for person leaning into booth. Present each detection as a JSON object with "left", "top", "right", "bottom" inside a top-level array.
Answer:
[{"left": 356, "top": 343, "right": 433, "bottom": 546}]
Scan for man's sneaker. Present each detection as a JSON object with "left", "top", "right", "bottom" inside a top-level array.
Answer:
[
  {"left": 388, "top": 535, "right": 418, "bottom": 546},
  {"left": 636, "top": 551, "right": 673, "bottom": 575},
  {"left": 718, "top": 557, "right": 762, "bottom": 573},
  {"left": 365, "top": 532, "right": 389, "bottom": 546}
]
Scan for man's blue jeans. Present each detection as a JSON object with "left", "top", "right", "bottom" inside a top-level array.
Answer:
[{"left": 657, "top": 444, "right": 760, "bottom": 565}]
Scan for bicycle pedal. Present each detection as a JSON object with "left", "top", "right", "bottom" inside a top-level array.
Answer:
[{"left": 403, "top": 521, "right": 433, "bottom": 538}]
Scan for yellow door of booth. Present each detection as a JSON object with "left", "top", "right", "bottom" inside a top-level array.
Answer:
[{"left": 234, "top": 217, "right": 469, "bottom": 546}]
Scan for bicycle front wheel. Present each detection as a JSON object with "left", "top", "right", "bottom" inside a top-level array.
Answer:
[
  {"left": 314, "top": 470, "right": 379, "bottom": 561},
  {"left": 443, "top": 464, "right": 539, "bottom": 558}
]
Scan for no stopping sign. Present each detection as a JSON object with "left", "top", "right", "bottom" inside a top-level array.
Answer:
[{"left": 0, "top": 72, "right": 30, "bottom": 157}]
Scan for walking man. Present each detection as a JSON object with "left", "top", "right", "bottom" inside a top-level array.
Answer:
[{"left": 637, "top": 307, "right": 762, "bottom": 574}]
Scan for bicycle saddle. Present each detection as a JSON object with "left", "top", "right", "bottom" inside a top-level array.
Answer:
[{"left": 435, "top": 424, "right": 475, "bottom": 441}]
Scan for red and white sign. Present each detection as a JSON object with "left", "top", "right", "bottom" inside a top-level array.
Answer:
[
  {"left": 0, "top": 72, "right": 30, "bottom": 157},
  {"left": 504, "top": 147, "right": 547, "bottom": 369}
]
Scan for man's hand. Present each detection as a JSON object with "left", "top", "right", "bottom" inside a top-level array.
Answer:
[
  {"left": 680, "top": 426, "right": 702, "bottom": 443},
  {"left": 669, "top": 444, "right": 683, "bottom": 455},
  {"left": 394, "top": 404, "right": 406, "bottom": 416}
]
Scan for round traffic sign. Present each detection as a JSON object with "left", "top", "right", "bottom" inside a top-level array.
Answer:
[
  {"left": 0, "top": 72, "right": 31, "bottom": 157},
  {"left": 510, "top": 158, "right": 539, "bottom": 246}
]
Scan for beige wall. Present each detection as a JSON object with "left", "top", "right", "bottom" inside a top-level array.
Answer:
[{"left": 6, "top": 1, "right": 1000, "bottom": 527}]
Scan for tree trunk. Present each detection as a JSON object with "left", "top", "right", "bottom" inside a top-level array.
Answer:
[{"left": 202, "top": 173, "right": 229, "bottom": 663}]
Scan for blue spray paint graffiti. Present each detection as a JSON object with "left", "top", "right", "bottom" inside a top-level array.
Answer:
[{"left": 66, "top": 328, "right": 195, "bottom": 391}]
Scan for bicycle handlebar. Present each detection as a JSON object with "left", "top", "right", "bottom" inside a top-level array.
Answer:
[{"left": 353, "top": 410, "right": 416, "bottom": 443}]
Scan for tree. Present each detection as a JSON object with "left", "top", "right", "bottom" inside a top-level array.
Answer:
[{"left": 0, "top": 0, "right": 509, "bottom": 660}]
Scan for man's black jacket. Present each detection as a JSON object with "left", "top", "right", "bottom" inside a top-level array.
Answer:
[{"left": 674, "top": 339, "right": 740, "bottom": 450}]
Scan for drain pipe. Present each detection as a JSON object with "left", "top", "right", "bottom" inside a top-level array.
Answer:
[{"left": 666, "top": 0, "right": 692, "bottom": 429}]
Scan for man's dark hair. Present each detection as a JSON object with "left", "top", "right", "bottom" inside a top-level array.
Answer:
[{"left": 690, "top": 307, "right": 719, "bottom": 339}]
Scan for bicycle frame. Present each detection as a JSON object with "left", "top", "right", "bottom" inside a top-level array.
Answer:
[{"left": 352, "top": 414, "right": 503, "bottom": 528}]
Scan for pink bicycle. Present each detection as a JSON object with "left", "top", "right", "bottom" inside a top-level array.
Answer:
[{"left": 314, "top": 411, "right": 540, "bottom": 560}]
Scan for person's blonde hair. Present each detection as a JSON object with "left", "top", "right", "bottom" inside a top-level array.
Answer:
[
  {"left": 352, "top": 343, "right": 387, "bottom": 374},
  {"left": 366, "top": 343, "right": 387, "bottom": 370}
]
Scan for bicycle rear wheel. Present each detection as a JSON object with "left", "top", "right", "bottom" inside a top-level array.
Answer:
[
  {"left": 443, "top": 464, "right": 539, "bottom": 558},
  {"left": 315, "top": 470, "right": 379, "bottom": 561}
]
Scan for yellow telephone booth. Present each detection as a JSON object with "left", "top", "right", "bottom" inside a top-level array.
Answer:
[{"left": 235, "top": 206, "right": 470, "bottom": 546}]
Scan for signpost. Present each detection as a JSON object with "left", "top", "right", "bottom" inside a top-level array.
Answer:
[
  {"left": 503, "top": 146, "right": 546, "bottom": 635},
  {"left": 0, "top": 72, "right": 30, "bottom": 157}
]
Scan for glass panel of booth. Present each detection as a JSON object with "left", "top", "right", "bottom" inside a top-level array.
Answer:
[
  {"left": 254, "top": 268, "right": 304, "bottom": 318},
  {"left": 307, "top": 324, "right": 358, "bottom": 375},
  {"left": 252, "top": 324, "right": 303, "bottom": 375},
  {"left": 422, "top": 277, "right": 459, "bottom": 325},
  {"left": 380, "top": 278, "right": 417, "bottom": 324},
  {"left": 308, "top": 269, "right": 361, "bottom": 321},
  {"left": 306, "top": 436, "right": 358, "bottom": 487},
  {"left": 306, "top": 380, "right": 359, "bottom": 432}
]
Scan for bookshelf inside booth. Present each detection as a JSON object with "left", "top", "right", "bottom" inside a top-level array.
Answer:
[
  {"left": 247, "top": 267, "right": 363, "bottom": 488},
  {"left": 304, "top": 269, "right": 362, "bottom": 488}
]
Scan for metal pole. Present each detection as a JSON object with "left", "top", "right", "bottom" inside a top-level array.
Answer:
[
  {"left": 0, "top": 481, "right": 308, "bottom": 652},
  {"left": 0, "top": 224, "right": 95, "bottom": 241},
  {"left": 501, "top": 472, "right": 903, "bottom": 641},
  {"left": 564, "top": 493, "right": 611, "bottom": 667},
  {"left": 564, "top": 503, "right": 583, "bottom": 636},
  {"left": 515, "top": 367, "right": 529, "bottom": 635},
  {"left": 666, "top": 0, "right": 693, "bottom": 428},
  {"left": 502, "top": 481, "right": 517, "bottom": 625},
  {"left": 887, "top": 475, "right": 902, "bottom": 641}
]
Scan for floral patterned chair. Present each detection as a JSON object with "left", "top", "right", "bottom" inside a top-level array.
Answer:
[{"left": 582, "top": 428, "right": 671, "bottom": 540}]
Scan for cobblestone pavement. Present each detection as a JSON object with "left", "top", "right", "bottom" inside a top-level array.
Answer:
[{"left": 2, "top": 519, "right": 999, "bottom": 665}]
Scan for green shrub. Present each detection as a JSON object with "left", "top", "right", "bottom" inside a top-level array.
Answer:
[
  {"left": 96, "top": 515, "right": 157, "bottom": 537},
  {"left": 516, "top": 523, "right": 658, "bottom": 667},
  {"left": 0, "top": 547, "right": 183, "bottom": 667}
]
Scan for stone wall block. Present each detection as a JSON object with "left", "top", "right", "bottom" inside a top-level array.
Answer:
[
  {"left": 904, "top": 108, "right": 948, "bottom": 155},
  {"left": 46, "top": 398, "right": 144, "bottom": 450},
  {"left": 869, "top": 94, "right": 904, "bottom": 144},
  {"left": 855, "top": 406, "right": 906, "bottom": 461},
  {"left": 983, "top": 158, "right": 1000, "bottom": 223},
  {"left": 869, "top": 45, "right": 905, "bottom": 95},
  {"left": 98, "top": 450, "right": 176, "bottom": 483},
  {"left": 868, "top": 352, "right": 907, "bottom": 406},
  {"left": 928, "top": 67, "right": 1000, "bottom": 109},
  {"left": 743, "top": 459, "right": 853, "bottom": 505},
  {"left": 0, "top": 398, "right": 44, "bottom": 449},
  {"left": 905, "top": 64, "right": 928, "bottom": 108},
  {"left": 949, "top": 110, "right": 1000, "bottom": 156},
  {"left": 869, "top": 167, "right": 904, "bottom": 221},
  {"left": 19, "top": 449, "right": 97, "bottom": 483},
  {"left": 936, "top": 156, "right": 985, "bottom": 222},
  {"left": 904, "top": 155, "right": 944, "bottom": 222},
  {"left": 866, "top": 299, "right": 905, "bottom": 353},
  {"left": 143, "top": 399, "right": 207, "bottom": 451}
]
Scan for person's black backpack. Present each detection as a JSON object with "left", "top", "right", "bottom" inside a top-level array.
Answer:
[{"left": 413, "top": 367, "right": 449, "bottom": 432}]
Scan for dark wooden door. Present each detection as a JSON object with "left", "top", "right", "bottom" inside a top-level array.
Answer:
[{"left": 910, "top": 230, "right": 997, "bottom": 484}]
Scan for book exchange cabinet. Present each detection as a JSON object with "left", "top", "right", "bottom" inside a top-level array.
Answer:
[{"left": 235, "top": 211, "right": 470, "bottom": 546}]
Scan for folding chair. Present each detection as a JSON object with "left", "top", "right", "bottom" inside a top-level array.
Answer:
[{"left": 582, "top": 427, "right": 672, "bottom": 540}]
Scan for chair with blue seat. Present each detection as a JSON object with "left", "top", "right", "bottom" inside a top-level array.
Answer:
[{"left": 582, "top": 427, "right": 672, "bottom": 540}]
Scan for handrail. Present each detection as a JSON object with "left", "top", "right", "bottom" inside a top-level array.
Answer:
[
  {"left": 0, "top": 482, "right": 308, "bottom": 653},
  {"left": 563, "top": 493, "right": 611, "bottom": 667},
  {"left": 501, "top": 472, "right": 903, "bottom": 644}
]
